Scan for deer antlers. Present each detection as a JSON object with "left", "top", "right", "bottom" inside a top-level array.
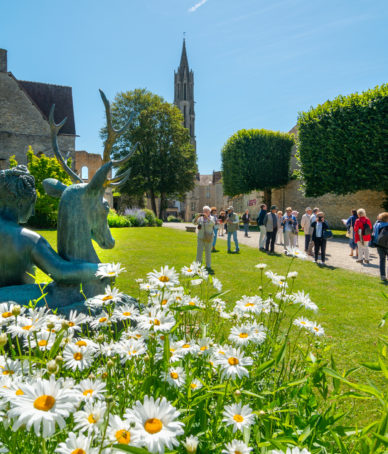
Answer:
[{"left": 49, "top": 90, "right": 136, "bottom": 188}]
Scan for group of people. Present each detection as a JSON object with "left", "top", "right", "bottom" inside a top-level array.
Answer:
[{"left": 193, "top": 204, "right": 388, "bottom": 281}]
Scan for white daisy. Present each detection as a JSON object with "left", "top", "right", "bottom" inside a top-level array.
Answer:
[
  {"left": 87, "top": 286, "right": 124, "bottom": 310},
  {"left": 222, "top": 439, "right": 252, "bottom": 454},
  {"left": 215, "top": 347, "right": 253, "bottom": 379},
  {"left": 27, "top": 330, "right": 56, "bottom": 351},
  {"left": 309, "top": 322, "right": 325, "bottom": 337},
  {"left": 117, "top": 339, "right": 147, "bottom": 364},
  {"left": 8, "top": 376, "right": 79, "bottom": 438},
  {"left": 190, "top": 279, "right": 203, "bottom": 286},
  {"left": 55, "top": 431, "right": 97, "bottom": 454},
  {"left": 73, "top": 401, "right": 106, "bottom": 434},
  {"left": 188, "top": 378, "right": 203, "bottom": 391},
  {"left": 138, "top": 308, "right": 176, "bottom": 332},
  {"left": 106, "top": 414, "right": 140, "bottom": 448},
  {"left": 271, "top": 448, "right": 311, "bottom": 454},
  {"left": 77, "top": 378, "right": 107, "bottom": 401},
  {"left": 287, "top": 271, "right": 298, "bottom": 279},
  {"left": 7, "top": 315, "right": 43, "bottom": 338},
  {"left": 89, "top": 311, "right": 112, "bottom": 329},
  {"left": 183, "top": 435, "right": 199, "bottom": 453},
  {"left": 177, "top": 340, "right": 200, "bottom": 357},
  {"left": 285, "top": 247, "right": 307, "bottom": 259},
  {"left": 0, "top": 302, "right": 24, "bottom": 326},
  {"left": 211, "top": 276, "right": 222, "bottom": 292},
  {"left": 222, "top": 402, "right": 255, "bottom": 433},
  {"left": 228, "top": 325, "right": 255, "bottom": 346},
  {"left": 63, "top": 344, "right": 94, "bottom": 371},
  {"left": 147, "top": 266, "right": 180, "bottom": 288},
  {"left": 161, "top": 366, "right": 186, "bottom": 388},
  {"left": 293, "top": 317, "right": 313, "bottom": 330},
  {"left": 255, "top": 263, "right": 267, "bottom": 269},
  {"left": 181, "top": 265, "right": 197, "bottom": 277},
  {"left": 96, "top": 263, "right": 126, "bottom": 279},
  {"left": 127, "top": 395, "right": 184, "bottom": 454},
  {"left": 292, "top": 291, "right": 318, "bottom": 312}
]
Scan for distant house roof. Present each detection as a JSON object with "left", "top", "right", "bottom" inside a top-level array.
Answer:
[
  {"left": 199, "top": 174, "right": 213, "bottom": 186},
  {"left": 17, "top": 79, "right": 76, "bottom": 135},
  {"left": 289, "top": 125, "right": 298, "bottom": 135}
]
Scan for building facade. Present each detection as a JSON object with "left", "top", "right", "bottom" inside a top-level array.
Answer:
[{"left": 0, "top": 49, "right": 76, "bottom": 169}]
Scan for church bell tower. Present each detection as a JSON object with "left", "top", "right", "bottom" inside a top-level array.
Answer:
[{"left": 174, "top": 38, "right": 196, "bottom": 151}]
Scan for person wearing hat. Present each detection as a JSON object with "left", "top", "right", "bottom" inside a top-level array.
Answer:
[
  {"left": 193, "top": 206, "right": 215, "bottom": 273},
  {"left": 301, "top": 207, "right": 313, "bottom": 252},
  {"left": 264, "top": 205, "right": 278, "bottom": 253},
  {"left": 226, "top": 206, "right": 240, "bottom": 253}
]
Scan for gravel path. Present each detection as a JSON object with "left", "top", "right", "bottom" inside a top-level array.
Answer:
[{"left": 163, "top": 223, "right": 380, "bottom": 277}]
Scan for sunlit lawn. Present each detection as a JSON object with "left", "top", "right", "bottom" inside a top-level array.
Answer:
[{"left": 36, "top": 227, "right": 387, "bottom": 423}]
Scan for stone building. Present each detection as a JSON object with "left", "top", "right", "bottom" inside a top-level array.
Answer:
[{"left": 0, "top": 48, "right": 76, "bottom": 169}]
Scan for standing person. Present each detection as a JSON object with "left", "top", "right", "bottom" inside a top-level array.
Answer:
[
  {"left": 210, "top": 207, "right": 219, "bottom": 253},
  {"left": 193, "top": 206, "right": 215, "bottom": 273},
  {"left": 242, "top": 209, "right": 251, "bottom": 237},
  {"left": 372, "top": 212, "right": 388, "bottom": 281},
  {"left": 301, "top": 207, "right": 312, "bottom": 252},
  {"left": 226, "top": 206, "right": 240, "bottom": 254},
  {"left": 354, "top": 208, "right": 373, "bottom": 264},
  {"left": 282, "top": 207, "right": 298, "bottom": 253},
  {"left": 307, "top": 207, "right": 320, "bottom": 256},
  {"left": 291, "top": 210, "right": 299, "bottom": 247},
  {"left": 218, "top": 210, "right": 226, "bottom": 236},
  {"left": 346, "top": 209, "right": 358, "bottom": 257},
  {"left": 256, "top": 204, "right": 267, "bottom": 250},
  {"left": 264, "top": 205, "right": 278, "bottom": 253},
  {"left": 276, "top": 210, "right": 283, "bottom": 245},
  {"left": 311, "top": 211, "right": 329, "bottom": 264}
]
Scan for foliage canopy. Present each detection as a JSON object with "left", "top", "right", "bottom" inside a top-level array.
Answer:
[
  {"left": 100, "top": 89, "right": 197, "bottom": 218},
  {"left": 297, "top": 84, "right": 388, "bottom": 200},
  {"left": 10, "top": 147, "right": 72, "bottom": 228},
  {"left": 221, "top": 129, "right": 294, "bottom": 206}
]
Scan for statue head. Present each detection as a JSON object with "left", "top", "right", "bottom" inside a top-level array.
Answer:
[{"left": 0, "top": 165, "right": 36, "bottom": 224}]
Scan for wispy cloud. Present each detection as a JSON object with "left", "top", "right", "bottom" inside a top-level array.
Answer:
[{"left": 189, "top": 0, "right": 208, "bottom": 13}]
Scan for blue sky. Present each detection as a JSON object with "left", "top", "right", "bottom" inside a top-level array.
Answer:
[{"left": 1, "top": 0, "right": 387, "bottom": 173}]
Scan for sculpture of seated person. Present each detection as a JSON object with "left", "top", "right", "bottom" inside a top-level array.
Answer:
[{"left": 0, "top": 165, "right": 100, "bottom": 305}]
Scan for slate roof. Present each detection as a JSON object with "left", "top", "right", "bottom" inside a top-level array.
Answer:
[{"left": 17, "top": 80, "right": 76, "bottom": 135}]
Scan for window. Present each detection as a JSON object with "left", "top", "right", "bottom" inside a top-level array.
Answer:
[
  {"left": 184, "top": 83, "right": 187, "bottom": 100},
  {"left": 191, "top": 202, "right": 196, "bottom": 211},
  {"left": 81, "top": 166, "right": 89, "bottom": 180},
  {"left": 184, "top": 105, "right": 187, "bottom": 126},
  {"left": 206, "top": 188, "right": 210, "bottom": 198}
]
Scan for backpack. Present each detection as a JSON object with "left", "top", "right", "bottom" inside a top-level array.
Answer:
[
  {"left": 362, "top": 220, "right": 372, "bottom": 236},
  {"left": 376, "top": 226, "right": 388, "bottom": 249}
]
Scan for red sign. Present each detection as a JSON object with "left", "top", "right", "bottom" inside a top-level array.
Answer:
[{"left": 248, "top": 199, "right": 256, "bottom": 206}]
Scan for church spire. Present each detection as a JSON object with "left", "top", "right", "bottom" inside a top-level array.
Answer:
[{"left": 174, "top": 37, "right": 196, "bottom": 151}]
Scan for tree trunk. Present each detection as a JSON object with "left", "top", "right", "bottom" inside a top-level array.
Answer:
[
  {"left": 159, "top": 193, "right": 167, "bottom": 220},
  {"left": 263, "top": 188, "right": 272, "bottom": 208},
  {"left": 149, "top": 189, "right": 157, "bottom": 216}
]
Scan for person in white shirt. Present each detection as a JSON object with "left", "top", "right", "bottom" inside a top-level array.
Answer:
[
  {"left": 194, "top": 206, "right": 215, "bottom": 273},
  {"left": 307, "top": 207, "right": 319, "bottom": 256}
]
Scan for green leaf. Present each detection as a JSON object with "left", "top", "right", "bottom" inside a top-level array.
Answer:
[{"left": 113, "top": 445, "right": 152, "bottom": 453}]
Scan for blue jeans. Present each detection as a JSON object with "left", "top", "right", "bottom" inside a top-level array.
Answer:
[
  {"left": 304, "top": 234, "right": 311, "bottom": 252},
  {"left": 243, "top": 223, "right": 249, "bottom": 236},
  {"left": 227, "top": 230, "right": 239, "bottom": 251},
  {"left": 212, "top": 227, "right": 219, "bottom": 248},
  {"left": 378, "top": 247, "right": 388, "bottom": 278}
]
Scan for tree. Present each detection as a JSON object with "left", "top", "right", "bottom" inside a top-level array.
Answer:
[
  {"left": 221, "top": 129, "right": 294, "bottom": 207},
  {"left": 9, "top": 147, "right": 72, "bottom": 228},
  {"left": 297, "top": 84, "right": 388, "bottom": 206},
  {"left": 101, "top": 89, "right": 197, "bottom": 218}
]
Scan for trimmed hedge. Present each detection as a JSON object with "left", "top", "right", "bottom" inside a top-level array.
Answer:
[
  {"left": 108, "top": 209, "right": 163, "bottom": 228},
  {"left": 297, "top": 84, "right": 388, "bottom": 199}
]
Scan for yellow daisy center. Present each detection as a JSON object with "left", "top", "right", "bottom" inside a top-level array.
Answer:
[
  {"left": 38, "top": 339, "right": 48, "bottom": 347},
  {"left": 34, "top": 395, "right": 56, "bottom": 411},
  {"left": 235, "top": 451, "right": 243, "bottom": 454},
  {"left": 189, "top": 301, "right": 196, "bottom": 306},
  {"left": 228, "top": 357, "right": 239, "bottom": 366},
  {"left": 122, "top": 312, "right": 131, "bottom": 316},
  {"left": 83, "top": 389, "right": 94, "bottom": 396},
  {"left": 300, "top": 321, "right": 306, "bottom": 325},
  {"left": 233, "top": 414, "right": 244, "bottom": 422},
  {"left": 3, "top": 370, "right": 14, "bottom": 375},
  {"left": 116, "top": 429, "right": 131, "bottom": 444},
  {"left": 102, "top": 295, "right": 113, "bottom": 301},
  {"left": 161, "top": 299, "right": 168, "bottom": 305},
  {"left": 2, "top": 311, "right": 12, "bottom": 318},
  {"left": 74, "top": 352, "right": 83, "bottom": 361},
  {"left": 170, "top": 372, "right": 179, "bottom": 379},
  {"left": 154, "top": 319, "right": 161, "bottom": 326},
  {"left": 144, "top": 417, "right": 163, "bottom": 434},
  {"left": 200, "top": 346, "right": 208, "bottom": 351},
  {"left": 15, "top": 389, "right": 24, "bottom": 395},
  {"left": 182, "top": 343, "right": 190, "bottom": 349},
  {"left": 159, "top": 276, "right": 169, "bottom": 282},
  {"left": 239, "top": 333, "right": 248, "bottom": 338},
  {"left": 107, "top": 272, "right": 116, "bottom": 276},
  {"left": 88, "top": 414, "right": 97, "bottom": 424},
  {"left": 187, "top": 269, "right": 192, "bottom": 272},
  {"left": 71, "top": 449, "right": 86, "bottom": 454},
  {"left": 76, "top": 340, "right": 87, "bottom": 347},
  {"left": 22, "top": 325, "right": 32, "bottom": 330},
  {"left": 99, "top": 317, "right": 107, "bottom": 323},
  {"left": 314, "top": 327, "right": 319, "bottom": 331},
  {"left": 190, "top": 383, "right": 197, "bottom": 389},
  {"left": 68, "top": 322, "right": 75, "bottom": 327},
  {"left": 245, "top": 303, "right": 254, "bottom": 307}
]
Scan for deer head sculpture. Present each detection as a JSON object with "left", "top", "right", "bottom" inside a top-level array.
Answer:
[{"left": 43, "top": 90, "right": 136, "bottom": 264}]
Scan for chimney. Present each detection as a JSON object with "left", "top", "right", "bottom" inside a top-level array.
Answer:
[{"left": 0, "top": 49, "right": 7, "bottom": 72}]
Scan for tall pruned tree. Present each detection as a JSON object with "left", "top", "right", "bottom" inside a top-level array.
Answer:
[
  {"left": 221, "top": 129, "right": 294, "bottom": 207},
  {"left": 100, "top": 89, "right": 197, "bottom": 218},
  {"left": 297, "top": 84, "right": 388, "bottom": 207}
]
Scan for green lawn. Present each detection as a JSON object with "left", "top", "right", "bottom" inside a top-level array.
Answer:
[{"left": 37, "top": 227, "right": 386, "bottom": 368}]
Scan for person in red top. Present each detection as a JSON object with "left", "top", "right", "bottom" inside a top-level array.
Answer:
[{"left": 354, "top": 208, "right": 373, "bottom": 264}]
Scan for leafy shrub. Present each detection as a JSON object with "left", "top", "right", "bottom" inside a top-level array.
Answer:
[
  {"left": 124, "top": 208, "right": 162, "bottom": 227},
  {"left": 167, "top": 215, "right": 181, "bottom": 222},
  {"left": 107, "top": 210, "right": 131, "bottom": 227}
]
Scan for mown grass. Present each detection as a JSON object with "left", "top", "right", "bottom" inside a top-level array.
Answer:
[{"left": 36, "top": 227, "right": 387, "bottom": 423}]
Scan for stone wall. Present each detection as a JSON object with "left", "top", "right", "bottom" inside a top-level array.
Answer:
[
  {"left": 0, "top": 72, "right": 75, "bottom": 165},
  {"left": 73, "top": 150, "right": 104, "bottom": 182}
]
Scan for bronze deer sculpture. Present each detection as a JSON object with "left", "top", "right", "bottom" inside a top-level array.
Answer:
[{"left": 43, "top": 90, "right": 135, "bottom": 265}]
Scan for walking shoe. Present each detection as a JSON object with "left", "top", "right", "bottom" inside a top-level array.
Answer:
[
  {"left": 205, "top": 267, "right": 215, "bottom": 275},
  {"left": 364, "top": 260, "right": 370, "bottom": 264},
  {"left": 211, "top": 248, "right": 219, "bottom": 253},
  {"left": 235, "top": 249, "right": 240, "bottom": 254},
  {"left": 356, "top": 259, "right": 363, "bottom": 263},
  {"left": 227, "top": 250, "right": 232, "bottom": 254},
  {"left": 381, "top": 276, "right": 387, "bottom": 282}
]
